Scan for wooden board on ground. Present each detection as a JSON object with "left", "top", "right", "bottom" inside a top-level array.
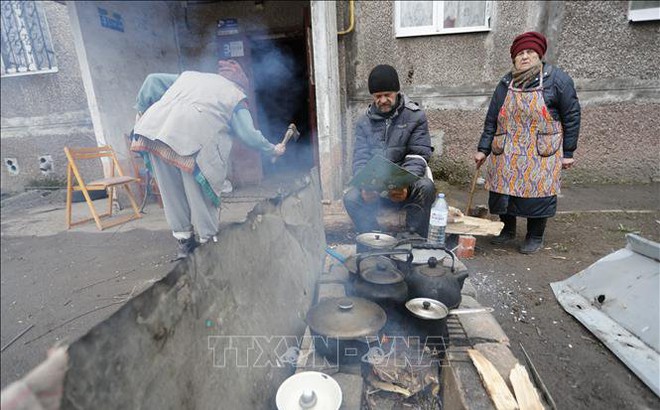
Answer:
[
  {"left": 468, "top": 349, "right": 519, "bottom": 410},
  {"left": 446, "top": 216, "right": 504, "bottom": 236},
  {"left": 509, "top": 364, "right": 544, "bottom": 410}
]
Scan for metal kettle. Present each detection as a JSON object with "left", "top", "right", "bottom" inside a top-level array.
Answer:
[{"left": 404, "top": 252, "right": 468, "bottom": 309}]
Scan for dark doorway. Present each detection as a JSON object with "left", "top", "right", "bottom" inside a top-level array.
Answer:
[{"left": 249, "top": 34, "right": 314, "bottom": 174}]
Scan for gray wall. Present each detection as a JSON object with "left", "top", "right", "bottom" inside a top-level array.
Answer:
[
  {"left": 338, "top": 0, "right": 660, "bottom": 184},
  {"left": 61, "top": 172, "right": 326, "bottom": 410},
  {"left": 0, "top": 1, "right": 96, "bottom": 193},
  {"left": 67, "top": 1, "right": 182, "bottom": 174}
]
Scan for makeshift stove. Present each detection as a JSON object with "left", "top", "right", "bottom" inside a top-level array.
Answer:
[{"left": 276, "top": 232, "right": 477, "bottom": 410}]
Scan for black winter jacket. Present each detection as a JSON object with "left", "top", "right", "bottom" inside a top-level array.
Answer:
[
  {"left": 353, "top": 94, "right": 433, "bottom": 178},
  {"left": 478, "top": 64, "right": 581, "bottom": 158}
]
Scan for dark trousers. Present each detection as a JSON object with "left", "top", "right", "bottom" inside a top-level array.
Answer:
[
  {"left": 500, "top": 214, "right": 547, "bottom": 238},
  {"left": 343, "top": 178, "right": 436, "bottom": 237}
]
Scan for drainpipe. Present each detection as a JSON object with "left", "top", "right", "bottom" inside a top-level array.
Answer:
[{"left": 338, "top": 0, "right": 354, "bottom": 35}]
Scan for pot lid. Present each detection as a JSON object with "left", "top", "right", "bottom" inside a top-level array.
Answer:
[
  {"left": 416, "top": 256, "right": 451, "bottom": 277},
  {"left": 356, "top": 232, "right": 398, "bottom": 249},
  {"left": 307, "top": 297, "right": 387, "bottom": 339},
  {"left": 276, "top": 371, "right": 342, "bottom": 410},
  {"left": 359, "top": 259, "right": 404, "bottom": 284},
  {"left": 392, "top": 245, "right": 450, "bottom": 266},
  {"left": 405, "top": 297, "right": 449, "bottom": 320},
  {"left": 345, "top": 255, "right": 394, "bottom": 275}
]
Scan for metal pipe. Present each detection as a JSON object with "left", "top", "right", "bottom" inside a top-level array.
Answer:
[{"left": 338, "top": 0, "right": 355, "bottom": 35}]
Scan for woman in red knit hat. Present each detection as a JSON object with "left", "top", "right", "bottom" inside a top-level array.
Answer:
[{"left": 473, "top": 31, "right": 581, "bottom": 254}]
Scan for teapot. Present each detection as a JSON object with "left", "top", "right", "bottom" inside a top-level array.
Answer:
[{"left": 404, "top": 252, "right": 468, "bottom": 309}]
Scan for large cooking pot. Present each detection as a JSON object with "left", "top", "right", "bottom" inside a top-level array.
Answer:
[
  {"left": 404, "top": 248, "right": 468, "bottom": 309},
  {"left": 349, "top": 250, "right": 412, "bottom": 304},
  {"left": 306, "top": 297, "right": 386, "bottom": 365}
]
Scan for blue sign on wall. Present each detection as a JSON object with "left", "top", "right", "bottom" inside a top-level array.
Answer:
[{"left": 98, "top": 8, "right": 124, "bottom": 32}]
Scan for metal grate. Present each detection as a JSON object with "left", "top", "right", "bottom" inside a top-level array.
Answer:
[{"left": 1, "top": 0, "right": 57, "bottom": 77}]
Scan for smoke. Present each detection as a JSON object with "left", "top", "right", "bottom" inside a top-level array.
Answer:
[{"left": 248, "top": 36, "right": 313, "bottom": 172}]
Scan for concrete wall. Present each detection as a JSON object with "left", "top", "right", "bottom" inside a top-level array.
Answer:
[
  {"left": 61, "top": 172, "right": 326, "bottom": 409},
  {"left": 0, "top": 1, "right": 96, "bottom": 193},
  {"left": 67, "top": 1, "right": 182, "bottom": 174},
  {"left": 337, "top": 0, "right": 660, "bottom": 185}
]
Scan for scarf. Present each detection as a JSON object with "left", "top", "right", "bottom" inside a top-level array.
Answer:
[{"left": 511, "top": 60, "right": 542, "bottom": 89}]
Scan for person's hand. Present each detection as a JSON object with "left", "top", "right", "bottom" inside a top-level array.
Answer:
[
  {"left": 388, "top": 187, "right": 408, "bottom": 202},
  {"left": 474, "top": 152, "right": 486, "bottom": 168},
  {"left": 361, "top": 189, "right": 379, "bottom": 203},
  {"left": 272, "top": 143, "right": 286, "bottom": 157},
  {"left": 562, "top": 157, "right": 575, "bottom": 169}
]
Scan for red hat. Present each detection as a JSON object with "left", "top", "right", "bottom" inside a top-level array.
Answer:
[{"left": 510, "top": 31, "right": 547, "bottom": 60}]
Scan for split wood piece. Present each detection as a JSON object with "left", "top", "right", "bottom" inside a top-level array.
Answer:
[
  {"left": 468, "top": 349, "right": 519, "bottom": 410},
  {"left": 509, "top": 364, "right": 544, "bottom": 410},
  {"left": 366, "top": 373, "right": 412, "bottom": 398}
]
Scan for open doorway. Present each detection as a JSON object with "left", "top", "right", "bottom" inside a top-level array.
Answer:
[{"left": 249, "top": 33, "right": 315, "bottom": 175}]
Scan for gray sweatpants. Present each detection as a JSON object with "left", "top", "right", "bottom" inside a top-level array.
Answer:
[{"left": 149, "top": 154, "right": 219, "bottom": 242}]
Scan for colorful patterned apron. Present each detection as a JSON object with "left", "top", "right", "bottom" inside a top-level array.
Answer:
[{"left": 486, "top": 73, "right": 563, "bottom": 198}]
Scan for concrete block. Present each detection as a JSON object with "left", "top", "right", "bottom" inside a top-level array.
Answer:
[
  {"left": 333, "top": 372, "right": 364, "bottom": 410},
  {"left": 458, "top": 295, "right": 509, "bottom": 345},
  {"left": 318, "top": 283, "right": 346, "bottom": 300}
]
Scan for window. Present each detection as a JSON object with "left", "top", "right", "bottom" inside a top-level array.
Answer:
[
  {"left": 395, "top": 1, "right": 491, "bottom": 38},
  {"left": 628, "top": 0, "right": 660, "bottom": 22},
  {"left": 1, "top": 0, "right": 57, "bottom": 77}
]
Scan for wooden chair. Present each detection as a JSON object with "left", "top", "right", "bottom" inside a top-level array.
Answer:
[{"left": 64, "top": 145, "right": 141, "bottom": 230}]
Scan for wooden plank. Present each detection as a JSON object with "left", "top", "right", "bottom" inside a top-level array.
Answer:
[
  {"left": 468, "top": 349, "right": 519, "bottom": 410},
  {"left": 509, "top": 364, "right": 544, "bottom": 410},
  {"left": 446, "top": 216, "right": 504, "bottom": 236}
]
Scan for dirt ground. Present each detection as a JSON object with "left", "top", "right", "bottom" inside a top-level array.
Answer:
[
  {"left": 2, "top": 182, "right": 659, "bottom": 409},
  {"left": 468, "top": 211, "right": 659, "bottom": 410},
  {"left": 327, "top": 182, "right": 660, "bottom": 410}
]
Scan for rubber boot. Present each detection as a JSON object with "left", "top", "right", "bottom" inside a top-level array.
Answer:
[
  {"left": 490, "top": 214, "right": 516, "bottom": 245},
  {"left": 520, "top": 217, "right": 547, "bottom": 254}
]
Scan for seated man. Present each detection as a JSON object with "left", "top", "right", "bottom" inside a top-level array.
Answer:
[{"left": 343, "top": 64, "right": 436, "bottom": 238}]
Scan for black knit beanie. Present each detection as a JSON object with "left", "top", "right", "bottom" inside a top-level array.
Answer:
[{"left": 368, "top": 64, "right": 400, "bottom": 94}]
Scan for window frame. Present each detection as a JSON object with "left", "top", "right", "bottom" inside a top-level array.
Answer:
[
  {"left": 394, "top": 0, "right": 492, "bottom": 38},
  {"left": 628, "top": 1, "right": 660, "bottom": 22},
  {"left": 1, "top": 0, "right": 59, "bottom": 78}
]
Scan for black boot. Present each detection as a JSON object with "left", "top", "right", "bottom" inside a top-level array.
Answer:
[
  {"left": 520, "top": 218, "right": 547, "bottom": 254},
  {"left": 174, "top": 237, "right": 197, "bottom": 261},
  {"left": 491, "top": 214, "right": 516, "bottom": 244}
]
